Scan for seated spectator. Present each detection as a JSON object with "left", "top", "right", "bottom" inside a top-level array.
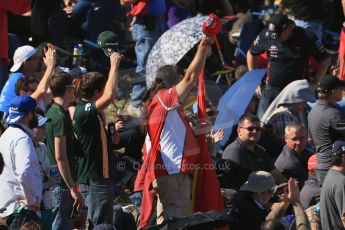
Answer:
[
  {"left": 261, "top": 178, "right": 311, "bottom": 230},
  {"left": 320, "top": 140, "right": 345, "bottom": 229},
  {"left": 300, "top": 154, "right": 321, "bottom": 209},
  {"left": 218, "top": 114, "right": 286, "bottom": 189},
  {"left": 275, "top": 122, "right": 312, "bottom": 185},
  {"left": 262, "top": 79, "right": 315, "bottom": 140},
  {"left": 229, "top": 171, "right": 276, "bottom": 230},
  {"left": 112, "top": 117, "right": 145, "bottom": 162}
]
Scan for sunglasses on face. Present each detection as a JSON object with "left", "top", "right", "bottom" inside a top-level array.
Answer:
[{"left": 239, "top": 126, "right": 262, "bottom": 132}]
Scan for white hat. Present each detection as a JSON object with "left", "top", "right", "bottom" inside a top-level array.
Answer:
[{"left": 10, "top": 45, "right": 37, "bottom": 73}]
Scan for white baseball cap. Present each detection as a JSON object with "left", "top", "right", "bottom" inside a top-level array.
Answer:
[{"left": 10, "top": 45, "right": 37, "bottom": 73}]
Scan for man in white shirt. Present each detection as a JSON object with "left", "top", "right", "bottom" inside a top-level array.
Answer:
[{"left": 0, "top": 95, "right": 42, "bottom": 229}]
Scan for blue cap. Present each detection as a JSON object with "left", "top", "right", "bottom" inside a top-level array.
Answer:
[{"left": 6, "top": 95, "right": 37, "bottom": 125}]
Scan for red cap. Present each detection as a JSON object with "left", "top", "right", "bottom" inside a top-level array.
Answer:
[
  {"left": 202, "top": 13, "right": 222, "bottom": 37},
  {"left": 308, "top": 154, "right": 317, "bottom": 171}
]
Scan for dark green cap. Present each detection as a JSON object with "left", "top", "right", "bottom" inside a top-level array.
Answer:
[{"left": 97, "top": 31, "right": 119, "bottom": 57}]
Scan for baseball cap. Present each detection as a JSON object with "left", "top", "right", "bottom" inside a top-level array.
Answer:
[
  {"left": 97, "top": 31, "right": 119, "bottom": 57},
  {"left": 307, "top": 154, "right": 317, "bottom": 171},
  {"left": 10, "top": 46, "right": 37, "bottom": 72},
  {"left": 332, "top": 140, "right": 345, "bottom": 155},
  {"left": 6, "top": 95, "right": 37, "bottom": 125},
  {"left": 268, "top": 14, "right": 294, "bottom": 39},
  {"left": 240, "top": 171, "right": 276, "bottom": 193},
  {"left": 317, "top": 74, "right": 345, "bottom": 93}
]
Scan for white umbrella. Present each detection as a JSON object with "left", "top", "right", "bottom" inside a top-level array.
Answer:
[{"left": 145, "top": 16, "right": 207, "bottom": 88}]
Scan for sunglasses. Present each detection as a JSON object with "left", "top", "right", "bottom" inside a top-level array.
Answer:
[{"left": 239, "top": 126, "right": 262, "bottom": 132}]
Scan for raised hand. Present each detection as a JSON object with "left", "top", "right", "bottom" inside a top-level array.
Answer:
[
  {"left": 110, "top": 52, "right": 122, "bottom": 70},
  {"left": 43, "top": 44, "right": 56, "bottom": 69},
  {"left": 211, "top": 129, "right": 224, "bottom": 143}
]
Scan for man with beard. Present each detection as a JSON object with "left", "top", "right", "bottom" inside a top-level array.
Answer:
[
  {"left": 219, "top": 114, "right": 286, "bottom": 190},
  {"left": 0, "top": 95, "right": 42, "bottom": 229}
]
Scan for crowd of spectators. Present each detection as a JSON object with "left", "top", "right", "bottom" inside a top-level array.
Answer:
[{"left": 0, "top": 1, "right": 345, "bottom": 230}]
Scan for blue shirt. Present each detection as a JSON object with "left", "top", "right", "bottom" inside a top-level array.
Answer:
[{"left": 0, "top": 72, "right": 24, "bottom": 113}]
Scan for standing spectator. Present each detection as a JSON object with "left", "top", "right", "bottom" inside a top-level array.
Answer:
[
  {"left": 300, "top": 154, "right": 321, "bottom": 209},
  {"left": 308, "top": 74, "right": 345, "bottom": 185},
  {"left": 247, "top": 14, "right": 330, "bottom": 118},
  {"left": 218, "top": 114, "right": 286, "bottom": 189},
  {"left": 135, "top": 35, "right": 216, "bottom": 227},
  {"left": 46, "top": 72, "right": 84, "bottom": 230},
  {"left": 73, "top": 53, "right": 121, "bottom": 228},
  {"left": 0, "top": 0, "right": 31, "bottom": 88},
  {"left": 120, "top": 0, "right": 167, "bottom": 116},
  {"left": 0, "top": 95, "right": 42, "bottom": 229},
  {"left": 320, "top": 140, "right": 345, "bottom": 230},
  {"left": 33, "top": 112, "right": 54, "bottom": 230},
  {"left": 274, "top": 122, "right": 312, "bottom": 184}
]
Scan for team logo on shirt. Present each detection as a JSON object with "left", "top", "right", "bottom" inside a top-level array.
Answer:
[
  {"left": 269, "top": 45, "right": 279, "bottom": 57},
  {"left": 271, "top": 32, "right": 278, "bottom": 40}
]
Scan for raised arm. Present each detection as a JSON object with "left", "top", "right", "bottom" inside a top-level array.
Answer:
[
  {"left": 176, "top": 35, "right": 215, "bottom": 103},
  {"left": 30, "top": 45, "right": 56, "bottom": 101},
  {"left": 95, "top": 52, "right": 121, "bottom": 111},
  {"left": 247, "top": 50, "right": 257, "bottom": 71}
]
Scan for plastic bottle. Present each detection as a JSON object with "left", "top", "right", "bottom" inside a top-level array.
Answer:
[
  {"left": 72, "top": 44, "right": 79, "bottom": 66},
  {"left": 77, "top": 43, "right": 83, "bottom": 56},
  {"left": 50, "top": 164, "right": 61, "bottom": 185}
]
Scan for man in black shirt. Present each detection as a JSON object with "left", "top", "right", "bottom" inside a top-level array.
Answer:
[
  {"left": 275, "top": 122, "right": 312, "bottom": 184},
  {"left": 218, "top": 114, "right": 286, "bottom": 189},
  {"left": 247, "top": 14, "right": 330, "bottom": 118}
]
